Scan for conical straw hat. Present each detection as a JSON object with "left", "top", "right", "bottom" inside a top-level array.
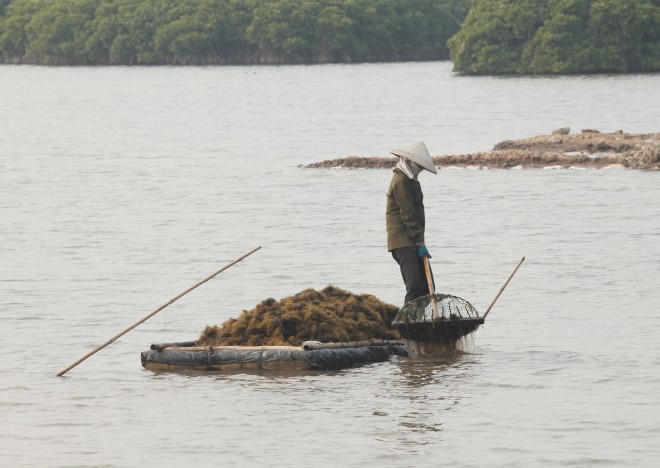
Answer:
[{"left": 390, "top": 141, "right": 437, "bottom": 174}]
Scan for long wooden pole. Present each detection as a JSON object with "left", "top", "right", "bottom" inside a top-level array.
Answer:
[
  {"left": 56, "top": 246, "right": 262, "bottom": 377},
  {"left": 483, "top": 256, "right": 525, "bottom": 319},
  {"left": 422, "top": 256, "right": 439, "bottom": 318}
]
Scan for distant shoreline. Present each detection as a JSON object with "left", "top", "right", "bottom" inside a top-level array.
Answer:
[
  {"left": 0, "top": 0, "right": 466, "bottom": 67},
  {"left": 302, "top": 130, "right": 660, "bottom": 171},
  {"left": 0, "top": 57, "right": 450, "bottom": 67}
]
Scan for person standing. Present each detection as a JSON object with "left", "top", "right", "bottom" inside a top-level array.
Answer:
[{"left": 386, "top": 141, "right": 438, "bottom": 305}]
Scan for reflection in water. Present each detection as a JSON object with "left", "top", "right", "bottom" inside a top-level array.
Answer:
[
  {"left": 375, "top": 350, "right": 482, "bottom": 444},
  {"left": 144, "top": 367, "right": 329, "bottom": 380},
  {"left": 392, "top": 350, "right": 479, "bottom": 388}
]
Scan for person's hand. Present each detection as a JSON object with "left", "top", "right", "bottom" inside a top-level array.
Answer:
[{"left": 417, "top": 245, "right": 431, "bottom": 258}]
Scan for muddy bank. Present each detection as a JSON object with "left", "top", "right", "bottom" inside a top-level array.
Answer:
[{"left": 303, "top": 129, "right": 660, "bottom": 170}]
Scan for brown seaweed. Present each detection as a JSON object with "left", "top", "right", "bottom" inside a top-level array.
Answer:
[{"left": 199, "top": 286, "right": 400, "bottom": 347}]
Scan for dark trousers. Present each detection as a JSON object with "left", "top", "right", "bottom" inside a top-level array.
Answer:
[{"left": 391, "top": 247, "right": 434, "bottom": 304}]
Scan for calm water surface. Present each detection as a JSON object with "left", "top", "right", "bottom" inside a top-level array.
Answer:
[{"left": 1, "top": 62, "right": 659, "bottom": 466}]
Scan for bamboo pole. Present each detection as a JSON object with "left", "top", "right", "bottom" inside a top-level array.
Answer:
[
  {"left": 483, "top": 256, "right": 525, "bottom": 319},
  {"left": 56, "top": 246, "right": 262, "bottom": 377},
  {"left": 423, "top": 256, "right": 439, "bottom": 318}
]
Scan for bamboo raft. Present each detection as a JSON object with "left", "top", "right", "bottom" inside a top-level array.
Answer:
[
  {"left": 141, "top": 340, "right": 408, "bottom": 372},
  {"left": 57, "top": 243, "right": 524, "bottom": 377},
  {"left": 141, "top": 257, "right": 525, "bottom": 373}
]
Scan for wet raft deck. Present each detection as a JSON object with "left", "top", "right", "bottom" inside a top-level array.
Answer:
[{"left": 141, "top": 340, "right": 408, "bottom": 372}]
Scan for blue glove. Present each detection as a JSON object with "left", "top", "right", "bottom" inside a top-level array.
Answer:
[{"left": 417, "top": 245, "right": 431, "bottom": 259}]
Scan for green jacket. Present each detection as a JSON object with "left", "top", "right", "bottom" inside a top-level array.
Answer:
[{"left": 386, "top": 169, "right": 425, "bottom": 251}]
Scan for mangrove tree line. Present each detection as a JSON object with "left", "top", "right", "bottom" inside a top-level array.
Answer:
[
  {"left": 449, "top": 0, "right": 660, "bottom": 74},
  {"left": 0, "top": 0, "right": 471, "bottom": 64}
]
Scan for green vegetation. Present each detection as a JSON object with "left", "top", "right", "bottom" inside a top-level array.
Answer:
[
  {"left": 4, "top": 0, "right": 656, "bottom": 72},
  {"left": 449, "top": 0, "right": 660, "bottom": 74},
  {"left": 0, "top": 0, "right": 471, "bottom": 65}
]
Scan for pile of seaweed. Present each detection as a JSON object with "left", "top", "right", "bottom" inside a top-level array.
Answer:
[{"left": 199, "top": 286, "right": 400, "bottom": 347}]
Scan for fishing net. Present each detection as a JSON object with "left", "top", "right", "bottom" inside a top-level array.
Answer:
[
  {"left": 392, "top": 294, "right": 484, "bottom": 354},
  {"left": 393, "top": 293, "right": 480, "bottom": 323}
]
